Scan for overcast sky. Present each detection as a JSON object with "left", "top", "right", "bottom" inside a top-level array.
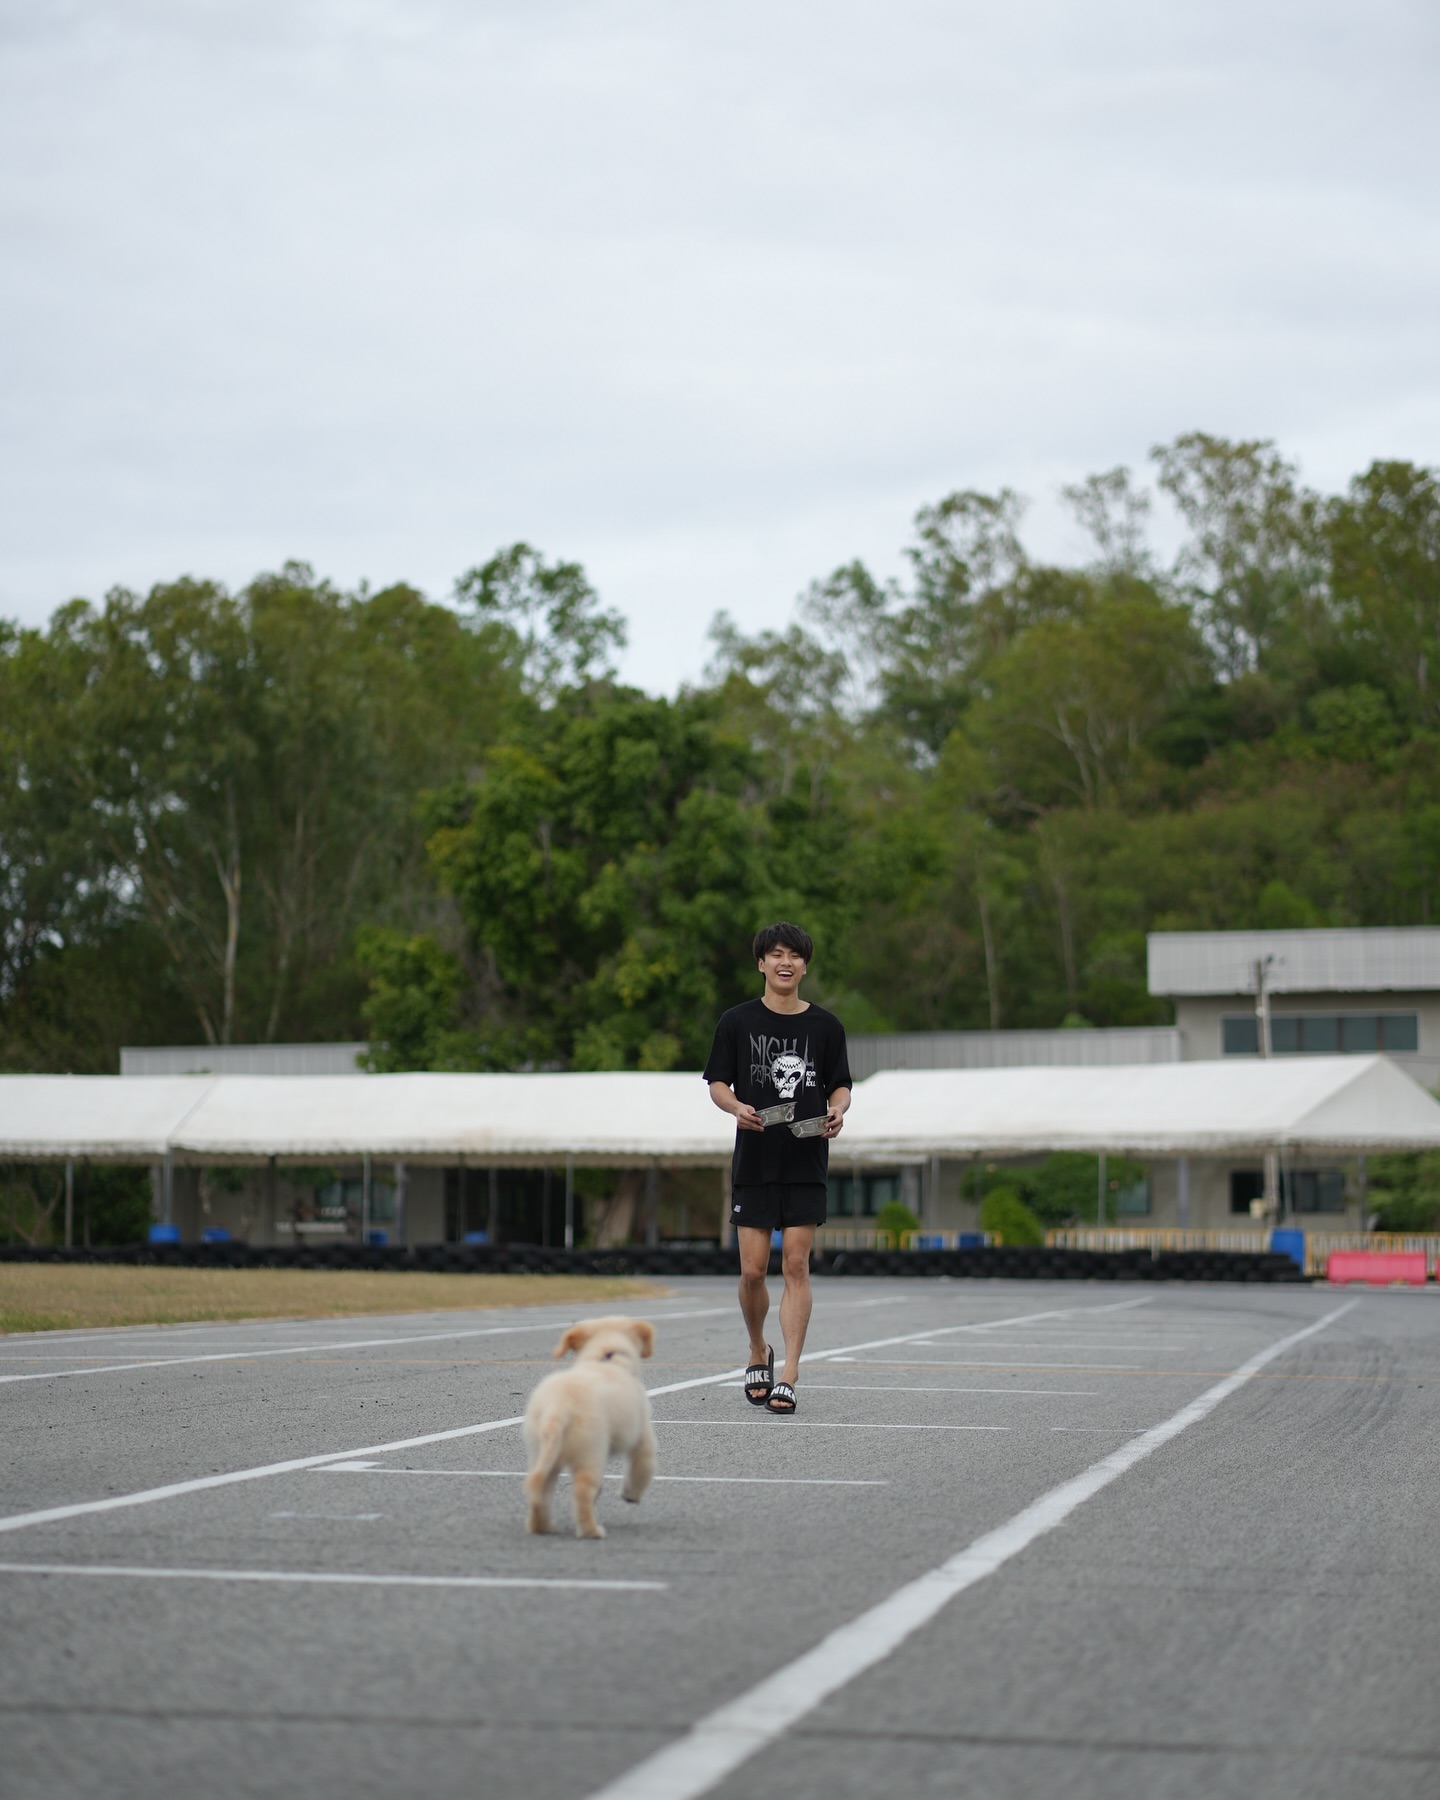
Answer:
[{"left": 2, "top": 0, "right": 1437, "bottom": 692}]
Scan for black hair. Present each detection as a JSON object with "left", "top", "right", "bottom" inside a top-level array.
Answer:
[{"left": 752, "top": 921, "right": 814, "bottom": 964}]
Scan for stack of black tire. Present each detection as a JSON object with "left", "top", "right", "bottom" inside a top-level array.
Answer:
[{"left": 0, "top": 1241, "right": 1307, "bottom": 1280}]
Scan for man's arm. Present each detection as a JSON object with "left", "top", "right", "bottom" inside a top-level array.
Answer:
[
  {"left": 709, "top": 1080, "right": 765, "bottom": 1132},
  {"left": 822, "top": 1085, "right": 851, "bottom": 1139}
]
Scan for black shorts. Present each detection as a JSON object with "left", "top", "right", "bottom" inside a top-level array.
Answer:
[{"left": 731, "top": 1182, "right": 828, "bottom": 1232}]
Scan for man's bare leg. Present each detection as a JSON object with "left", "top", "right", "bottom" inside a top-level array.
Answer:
[
  {"left": 778, "top": 1224, "right": 816, "bottom": 1387},
  {"left": 737, "top": 1226, "right": 772, "bottom": 1368}
]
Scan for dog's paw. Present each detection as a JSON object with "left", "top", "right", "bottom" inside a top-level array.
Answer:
[
  {"left": 577, "top": 1523, "right": 607, "bottom": 1539},
  {"left": 621, "top": 1489, "right": 642, "bottom": 1505},
  {"left": 527, "top": 1510, "right": 554, "bottom": 1535}
]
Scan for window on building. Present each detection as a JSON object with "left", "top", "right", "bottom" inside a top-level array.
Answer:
[
  {"left": 826, "top": 1172, "right": 900, "bottom": 1217},
  {"left": 311, "top": 1177, "right": 395, "bottom": 1224},
  {"left": 1221, "top": 1013, "right": 1419, "bottom": 1056},
  {"left": 1230, "top": 1170, "right": 1265, "bottom": 1215},
  {"left": 1229, "top": 1168, "right": 1344, "bottom": 1213},
  {"left": 1114, "top": 1178, "right": 1150, "bottom": 1216}
]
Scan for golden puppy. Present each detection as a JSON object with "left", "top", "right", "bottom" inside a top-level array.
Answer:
[{"left": 523, "top": 1316, "right": 657, "bottom": 1539}]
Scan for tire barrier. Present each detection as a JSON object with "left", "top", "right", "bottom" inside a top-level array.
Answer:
[{"left": 0, "top": 1241, "right": 1309, "bottom": 1281}]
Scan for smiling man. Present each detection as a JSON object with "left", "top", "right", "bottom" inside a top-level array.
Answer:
[{"left": 703, "top": 922, "right": 852, "bottom": 1415}]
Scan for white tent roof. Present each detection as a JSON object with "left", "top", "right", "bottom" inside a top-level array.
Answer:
[
  {"left": 0, "top": 1071, "right": 735, "bottom": 1165},
  {"left": 839, "top": 1055, "right": 1440, "bottom": 1162},
  {"left": 1, "top": 1056, "right": 1437, "bottom": 1165}
]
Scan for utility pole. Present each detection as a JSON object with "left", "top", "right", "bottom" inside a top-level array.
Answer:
[{"left": 1255, "top": 955, "right": 1281, "bottom": 1218}]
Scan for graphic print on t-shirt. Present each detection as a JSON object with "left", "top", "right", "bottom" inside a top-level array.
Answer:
[{"left": 750, "top": 1032, "right": 818, "bottom": 1099}]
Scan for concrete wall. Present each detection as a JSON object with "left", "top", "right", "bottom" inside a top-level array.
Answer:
[
  {"left": 920, "top": 1154, "right": 1367, "bottom": 1236},
  {"left": 1173, "top": 991, "right": 1440, "bottom": 1088}
]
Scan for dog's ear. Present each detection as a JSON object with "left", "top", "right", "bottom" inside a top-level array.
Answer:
[
  {"left": 629, "top": 1320, "right": 655, "bottom": 1359},
  {"left": 555, "top": 1323, "right": 591, "bottom": 1359}
]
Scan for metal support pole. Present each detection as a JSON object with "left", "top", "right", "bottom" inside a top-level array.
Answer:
[
  {"left": 542, "top": 1167, "right": 552, "bottom": 1248},
  {"left": 928, "top": 1154, "right": 940, "bottom": 1230},
  {"left": 644, "top": 1165, "right": 659, "bottom": 1248},
  {"left": 564, "top": 1156, "right": 575, "bottom": 1250},
  {"left": 1176, "top": 1155, "right": 1190, "bottom": 1230},
  {"left": 64, "top": 1160, "right": 74, "bottom": 1250},
  {"left": 1097, "top": 1151, "right": 1107, "bottom": 1228},
  {"left": 487, "top": 1166, "right": 499, "bottom": 1245},
  {"left": 265, "top": 1155, "right": 277, "bottom": 1248},
  {"left": 1356, "top": 1153, "right": 1368, "bottom": 1230},
  {"left": 362, "top": 1152, "right": 372, "bottom": 1244},
  {"left": 394, "top": 1162, "right": 407, "bottom": 1247},
  {"left": 163, "top": 1148, "right": 174, "bottom": 1228}
]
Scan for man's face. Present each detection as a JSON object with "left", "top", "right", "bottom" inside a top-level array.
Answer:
[{"left": 759, "top": 942, "right": 807, "bottom": 994}]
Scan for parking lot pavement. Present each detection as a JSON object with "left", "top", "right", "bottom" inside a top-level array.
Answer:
[{"left": 5, "top": 1279, "right": 1440, "bottom": 1799}]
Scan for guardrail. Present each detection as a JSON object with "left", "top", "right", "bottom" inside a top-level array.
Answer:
[
  {"left": 1047, "top": 1228, "right": 1272, "bottom": 1254},
  {"left": 815, "top": 1228, "right": 991, "bottom": 1251}
]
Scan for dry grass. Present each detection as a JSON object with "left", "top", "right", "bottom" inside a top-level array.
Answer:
[{"left": 0, "top": 1266, "right": 664, "bottom": 1335}]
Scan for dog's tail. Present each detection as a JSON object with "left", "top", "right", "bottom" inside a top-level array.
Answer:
[{"left": 524, "top": 1409, "right": 569, "bottom": 1496}]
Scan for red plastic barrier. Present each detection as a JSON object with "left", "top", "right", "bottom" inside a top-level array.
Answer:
[{"left": 1326, "top": 1251, "right": 1427, "bottom": 1286}]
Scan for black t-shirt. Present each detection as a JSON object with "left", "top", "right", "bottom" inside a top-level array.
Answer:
[{"left": 702, "top": 998, "right": 853, "bottom": 1187}]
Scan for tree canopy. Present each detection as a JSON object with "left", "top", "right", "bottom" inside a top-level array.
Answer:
[{"left": 4, "top": 437, "right": 1440, "bottom": 1074}]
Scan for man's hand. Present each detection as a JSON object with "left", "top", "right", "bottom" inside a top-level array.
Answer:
[
  {"left": 709, "top": 1080, "right": 765, "bottom": 1132},
  {"left": 822, "top": 1086, "right": 851, "bottom": 1139}
]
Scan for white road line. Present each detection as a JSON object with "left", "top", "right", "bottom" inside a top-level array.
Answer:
[
  {"left": 827, "top": 1359, "right": 1144, "bottom": 1371},
  {"left": 0, "top": 1298, "right": 1148, "bottom": 1537},
  {"left": 893, "top": 1340, "right": 1187, "bottom": 1350},
  {"left": 657, "top": 1421, "right": 1010, "bottom": 1432},
  {"left": 583, "top": 1298, "right": 1360, "bottom": 1800},
  {"left": 270, "top": 1511, "right": 386, "bottom": 1519},
  {"left": 0, "top": 1304, "right": 745, "bottom": 1387},
  {"left": 0, "top": 1296, "right": 923, "bottom": 1374},
  {"left": 313, "top": 1468, "right": 887, "bottom": 1487},
  {"left": 0, "top": 1562, "right": 664, "bottom": 1593},
  {"left": 791, "top": 1385, "right": 1099, "bottom": 1396}
]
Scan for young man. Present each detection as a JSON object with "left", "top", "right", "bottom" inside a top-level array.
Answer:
[{"left": 703, "top": 922, "right": 852, "bottom": 1415}]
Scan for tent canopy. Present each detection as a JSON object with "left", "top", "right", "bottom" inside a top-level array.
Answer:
[
  {"left": 840, "top": 1055, "right": 1440, "bottom": 1162},
  {"left": 0, "top": 1071, "right": 733, "bottom": 1166},
  {"left": 1, "top": 1056, "right": 1437, "bottom": 1166}
]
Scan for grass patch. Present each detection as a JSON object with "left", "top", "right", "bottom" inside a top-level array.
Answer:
[{"left": 0, "top": 1266, "right": 664, "bottom": 1334}]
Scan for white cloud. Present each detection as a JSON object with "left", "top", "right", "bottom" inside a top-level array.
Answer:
[{"left": 1, "top": 0, "right": 1437, "bottom": 690}]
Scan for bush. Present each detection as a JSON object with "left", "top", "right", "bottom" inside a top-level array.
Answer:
[
  {"left": 1367, "top": 1151, "right": 1440, "bottom": 1232},
  {"left": 873, "top": 1199, "right": 921, "bottom": 1248},
  {"left": 979, "top": 1187, "right": 1045, "bottom": 1247}
]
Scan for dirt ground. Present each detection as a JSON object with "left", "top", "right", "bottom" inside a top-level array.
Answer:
[{"left": 0, "top": 1266, "right": 664, "bottom": 1334}]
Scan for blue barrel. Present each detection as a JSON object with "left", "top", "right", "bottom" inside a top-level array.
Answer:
[
  {"left": 200, "top": 1228, "right": 231, "bottom": 1244},
  {"left": 915, "top": 1234, "right": 946, "bottom": 1249},
  {"left": 770, "top": 1228, "right": 783, "bottom": 1249},
  {"left": 462, "top": 1230, "right": 489, "bottom": 1245},
  {"left": 366, "top": 1230, "right": 388, "bottom": 1247},
  {"left": 148, "top": 1223, "right": 180, "bottom": 1244},
  {"left": 1271, "top": 1227, "right": 1306, "bottom": 1270},
  {"left": 958, "top": 1232, "right": 985, "bottom": 1249}
]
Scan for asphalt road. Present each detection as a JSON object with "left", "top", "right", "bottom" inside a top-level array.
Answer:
[{"left": 3, "top": 1277, "right": 1439, "bottom": 1800}]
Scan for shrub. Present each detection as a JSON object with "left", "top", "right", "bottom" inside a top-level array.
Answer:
[
  {"left": 979, "top": 1187, "right": 1045, "bottom": 1247},
  {"left": 873, "top": 1199, "right": 921, "bottom": 1248}
]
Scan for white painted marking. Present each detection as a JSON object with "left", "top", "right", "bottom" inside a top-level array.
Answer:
[
  {"left": 0, "top": 1304, "right": 744, "bottom": 1387},
  {"left": 893, "top": 1339, "right": 1185, "bottom": 1350},
  {"left": 830, "top": 1359, "right": 1144, "bottom": 1371},
  {"left": 0, "top": 1562, "right": 664, "bottom": 1593},
  {"left": 795, "top": 1385, "right": 1099, "bottom": 1396},
  {"left": 269, "top": 1511, "right": 386, "bottom": 1520},
  {"left": 582, "top": 1300, "right": 1360, "bottom": 1800},
  {"left": 315, "top": 1468, "right": 886, "bottom": 1487},
  {"left": 0, "top": 1299, "right": 1149, "bottom": 1537},
  {"left": 657, "top": 1420, "right": 1009, "bottom": 1432}
]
